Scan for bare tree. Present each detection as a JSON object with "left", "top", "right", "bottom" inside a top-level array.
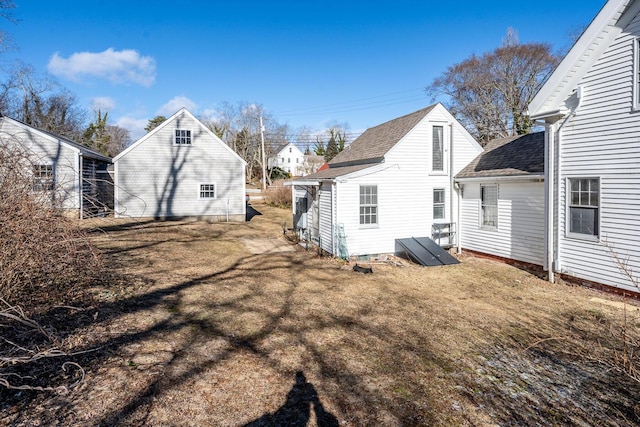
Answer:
[
  {"left": 204, "top": 101, "right": 290, "bottom": 183},
  {"left": 427, "top": 28, "right": 560, "bottom": 144},
  {"left": 1, "top": 63, "right": 86, "bottom": 140}
]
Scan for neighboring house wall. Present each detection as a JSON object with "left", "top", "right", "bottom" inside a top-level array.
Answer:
[
  {"left": 460, "top": 181, "right": 546, "bottom": 265},
  {"left": 270, "top": 143, "right": 304, "bottom": 175},
  {"left": 114, "top": 109, "right": 246, "bottom": 220}
]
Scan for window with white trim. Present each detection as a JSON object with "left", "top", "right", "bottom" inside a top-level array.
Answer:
[
  {"left": 433, "top": 188, "right": 445, "bottom": 219},
  {"left": 432, "top": 125, "right": 444, "bottom": 171},
  {"left": 175, "top": 129, "right": 192, "bottom": 145},
  {"left": 32, "top": 164, "right": 53, "bottom": 191},
  {"left": 480, "top": 184, "right": 498, "bottom": 228},
  {"left": 359, "top": 185, "right": 378, "bottom": 225},
  {"left": 568, "top": 178, "right": 599, "bottom": 236},
  {"left": 199, "top": 183, "right": 216, "bottom": 199}
]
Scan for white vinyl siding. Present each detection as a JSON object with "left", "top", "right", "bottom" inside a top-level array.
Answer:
[
  {"left": 460, "top": 181, "right": 545, "bottom": 265},
  {"left": 635, "top": 37, "right": 640, "bottom": 110},
  {"left": 115, "top": 110, "right": 246, "bottom": 220},
  {"left": 552, "top": 13, "right": 640, "bottom": 291},
  {"left": 319, "top": 183, "right": 333, "bottom": 254}
]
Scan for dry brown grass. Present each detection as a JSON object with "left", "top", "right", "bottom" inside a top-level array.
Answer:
[
  {"left": 263, "top": 185, "right": 292, "bottom": 209},
  {"left": 2, "top": 204, "right": 640, "bottom": 426}
]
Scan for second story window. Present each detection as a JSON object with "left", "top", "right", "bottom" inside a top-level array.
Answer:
[
  {"left": 432, "top": 125, "right": 444, "bottom": 171},
  {"left": 175, "top": 129, "right": 192, "bottom": 145}
]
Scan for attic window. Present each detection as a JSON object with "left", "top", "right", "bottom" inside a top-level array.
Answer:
[
  {"left": 175, "top": 129, "right": 192, "bottom": 145},
  {"left": 432, "top": 125, "right": 444, "bottom": 171}
]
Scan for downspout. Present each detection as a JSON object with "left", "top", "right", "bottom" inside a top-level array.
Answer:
[
  {"left": 226, "top": 199, "right": 229, "bottom": 222},
  {"left": 456, "top": 182, "right": 462, "bottom": 255},
  {"left": 449, "top": 123, "right": 454, "bottom": 224},
  {"left": 544, "top": 127, "right": 554, "bottom": 283}
]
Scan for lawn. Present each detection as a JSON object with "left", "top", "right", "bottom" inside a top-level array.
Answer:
[{"left": 2, "top": 203, "right": 640, "bottom": 426}]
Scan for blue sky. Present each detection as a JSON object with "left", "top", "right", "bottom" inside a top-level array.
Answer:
[{"left": 4, "top": 0, "right": 605, "bottom": 141}]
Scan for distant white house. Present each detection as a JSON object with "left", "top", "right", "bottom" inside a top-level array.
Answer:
[
  {"left": 455, "top": 132, "right": 546, "bottom": 266},
  {"left": 113, "top": 108, "right": 247, "bottom": 221},
  {"left": 291, "top": 103, "right": 483, "bottom": 257},
  {"left": 523, "top": 0, "right": 640, "bottom": 293},
  {"left": 0, "top": 116, "right": 112, "bottom": 217},
  {"left": 269, "top": 142, "right": 305, "bottom": 175}
]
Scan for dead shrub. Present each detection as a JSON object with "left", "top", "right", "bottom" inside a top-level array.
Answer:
[
  {"left": 263, "top": 185, "right": 292, "bottom": 209},
  {"left": 0, "top": 143, "right": 102, "bottom": 307}
]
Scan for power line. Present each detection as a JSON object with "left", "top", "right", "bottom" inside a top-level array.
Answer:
[{"left": 274, "top": 87, "right": 428, "bottom": 117}]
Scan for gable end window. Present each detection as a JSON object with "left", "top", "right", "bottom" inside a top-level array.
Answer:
[
  {"left": 175, "top": 129, "right": 192, "bottom": 145},
  {"left": 359, "top": 185, "right": 378, "bottom": 225},
  {"left": 480, "top": 184, "right": 498, "bottom": 228},
  {"left": 568, "top": 178, "right": 599, "bottom": 237},
  {"left": 433, "top": 188, "right": 445, "bottom": 219},
  {"left": 432, "top": 125, "right": 444, "bottom": 172},
  {"left": 32, "top": 164, "right": 54, "bottom": 191},
  {"left": 199, "top": 183, "right": 216, "bottom": 199}
]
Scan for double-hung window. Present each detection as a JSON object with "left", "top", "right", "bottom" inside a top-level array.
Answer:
[
  {"left": 175, "top": 129, "right": 192, "bottom": 145},
  {"left": 32, "top": 164, "right": 54, "bottom": 191},
  {"left": 568, "top": 178, "right": 599, "bottom": 237},
  {"left": 359, "top": 185, "right": 378, "bottom": 226},
  {"left": 432, "top": 125, "right": 444, "bottom": 172},
  {"left": 199, "top": 184, "right": 216, "bottom": 199},
  {"left": 480, "top": 184, "right": 498, "bottom": 228},
  {"left": 433, "top": 188, "right": 445, "bottom": 220}
]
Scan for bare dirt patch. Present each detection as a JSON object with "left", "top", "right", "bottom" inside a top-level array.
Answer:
[{"left": 2, "top": 204, "right": 640, "bottom": 426}]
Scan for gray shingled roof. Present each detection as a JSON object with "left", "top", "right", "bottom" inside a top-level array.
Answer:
[
  {"left": 328, "top": 104, "right": 437, "bottom": 166},
  {"left": 455, "top": 132, "right": 544, "bottom": 179},
  {"left": 302, "top": 163, "right": 374, "bottom": 180}
]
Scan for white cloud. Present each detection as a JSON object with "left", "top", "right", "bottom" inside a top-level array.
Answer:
[
  {"left": 90, "top": 96, "right": 115, "bottom": 112},
  {"left": 47, "top": 48, "right": 156, "bottom": 87},
  {"left": 157, "top": 96, "right": 197, "bottom": 116},
  {"left": 200, "top": 108, "right": 221, "bottom": 121},
  {"left": 116, "top": 116, "right": 148, "bottom": 142}
]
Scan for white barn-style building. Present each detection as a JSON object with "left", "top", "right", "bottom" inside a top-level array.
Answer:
[
  {"left": 113, "top": 108, "right": 247, "bottom": 221},
  {"left": 291, "top": 103, "right": 483, "bottom": 258}
]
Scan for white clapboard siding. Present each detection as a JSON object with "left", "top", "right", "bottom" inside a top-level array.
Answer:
[
  {"left": 114, "top": 109, "right": 246, "bottom": 220},
  {"left": 0, "top": 118, "right": 80, "bottom": 209},
  {"left": 460, "top": 182, "right": 545, "bottom": 265},
  {"left": 333, "top": 104, "right": 482, "bottom": 256},
  {"left": 552, "top": 11, "right": 640, "bottom": 291}
]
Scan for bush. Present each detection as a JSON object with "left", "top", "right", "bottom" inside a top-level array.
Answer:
[
  {"left": 263, "top": 185, "right": 292, "bottom": 209},
  {"left": 0, "top": 143, "right": 102, "bottom": 306},
  {"left": 270, "top": 166, "right": 291, "bottom": 180}
]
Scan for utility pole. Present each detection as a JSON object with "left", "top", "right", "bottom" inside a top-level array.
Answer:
[{"left": 259, "top": 116, "right": 267, "bottom": 191}]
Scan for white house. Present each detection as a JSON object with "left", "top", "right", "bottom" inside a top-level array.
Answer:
[
  {"left": 113, "top": 108, "right": 247, "bottom": 221},
  {"left": 455, "top": 132, "right": 546, "bottom": 266},
  {"left": 0, "top": 116, "right": 112, "bottom": 217},
  {"left": 291, "top": 103, "right": 483, "bottom": 258},
  {"left": 524, "top": 0, "right": 640, "bottom": 293},
  {"left": 269, "top": 142, "right": 305, "bottom": 175}
]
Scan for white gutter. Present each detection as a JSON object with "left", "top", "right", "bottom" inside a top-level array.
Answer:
[{"left": 455, "top": 174, "right": 544, "bottom": 183}]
